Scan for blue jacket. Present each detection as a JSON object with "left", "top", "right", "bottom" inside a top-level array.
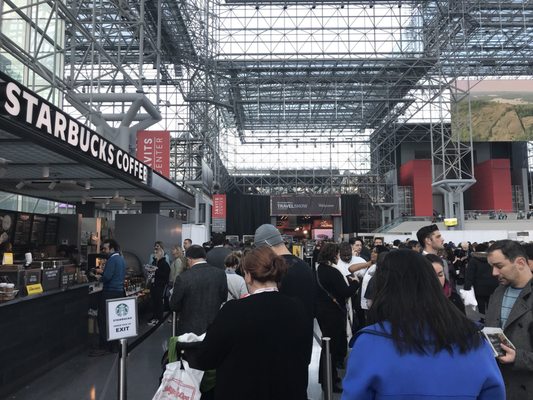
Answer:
[
  {"left": 102, "top": 252, "right": 125, "bottom": 293},
  {"left": 342, "top": 322, "right": 505, "bottom": 400}
]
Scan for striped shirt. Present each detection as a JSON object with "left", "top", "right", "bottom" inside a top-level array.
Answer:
[{"left": 501, "top": 286, "right": 523, "bottom": 328}]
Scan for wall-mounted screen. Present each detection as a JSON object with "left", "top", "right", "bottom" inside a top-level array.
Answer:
[
  {"left": 454, "top": 79, "right": 533, "bottom": 142},
  {"left": 312, "top": 228, "right": 333, "bottom": 241}
]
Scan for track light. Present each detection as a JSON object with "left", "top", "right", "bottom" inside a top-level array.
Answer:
[
  {"left": 113, "top": 190, "right": 120, "bottom": 199},
  {"left": 85, "top": 181, "right": 91, "bottom": 190},
  {"left": 42, "top": 166, "right": 50, "bottom": 178},
  {"left": 15, "top": 181, "right": 25, "bottom": 190},
  {"left": 48, "top": 181, "right": 57, "bottom": 190},
  {"left": 105, "top": 198, "right": 110, "bottom": 205},
  {"left": 101, "top": 203, "right": 106, "bottom": 209},
  {"left": 131, "top": 198, "right": 136, "bottom": 205},
  {"left": 81, "top": 198, "right": 87, "bottom": 205}
]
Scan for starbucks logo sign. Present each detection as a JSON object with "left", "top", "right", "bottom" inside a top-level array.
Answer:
[{"left": 115, "top": 303, "right": 129, "bottom": 317}]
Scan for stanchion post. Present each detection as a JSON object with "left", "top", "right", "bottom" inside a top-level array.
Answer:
[
  {"left": 322, "top": 336, "right": 333, "bottom": 400},
  {"left": 118, "top": 338, "right": 128, "bottom": 400},
  {"left": 172, "top": 311, "right": 177, "bottom": 337}
]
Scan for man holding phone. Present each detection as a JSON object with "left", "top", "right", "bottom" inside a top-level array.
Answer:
[{"left": 486, "top": 240, "right": 533, "bottom": 400}]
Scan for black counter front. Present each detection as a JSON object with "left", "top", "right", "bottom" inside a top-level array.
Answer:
[{"left": 0, "top": 284, "right": 91, "bottom": 397}]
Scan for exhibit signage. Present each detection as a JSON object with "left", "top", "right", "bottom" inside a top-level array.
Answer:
[
  {"left": 0, "top": 78, "right": 149, "bottom": 183},
  {"left": 106, "top": 297, "right": 138, "bottom": 341},
  {"left": 212, "top": 194, "right": 227, "bottom": 219},
  {"left": 136, "top": 130, "right": 170, "bottom": 178},
  {"left": 212, "top": 194, "right": 226, "bottom": 232},
  {"left": 271, "top": 195, "right": 341, "bottom": 216}
]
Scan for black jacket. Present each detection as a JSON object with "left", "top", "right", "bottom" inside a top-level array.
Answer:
[
  {"left": 195, "top": 292, "right": 308, "bottom": 400},
  {"left": 280, "top": 254, "right": 316, "bottom": 364},
  {"left": 464, "top": 252, "right": 499, "bottom": 297},
  {"left": 152, "top": 257, "right": 170, "bottom": 288}
]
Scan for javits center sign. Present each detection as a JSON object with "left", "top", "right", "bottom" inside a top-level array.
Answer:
[
  {"left": 271, "top": 195, "right": 341, "bottom": 216},
  {"left": 136, "top": 130, "right": 170, "bottom": 178}
]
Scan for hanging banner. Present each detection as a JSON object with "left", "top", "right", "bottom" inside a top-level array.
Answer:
[
  {"left": 212, "top": 194, "right": 227, "bottom": 219},
  {"left": 136, "top": 130, "right": 170, "bottom": 178},
  {"left": 271, "top": 195, "right": 341, "bottom": 216},
  {"left": 212, "top": 194, "right": 226, "bottom": 233}
]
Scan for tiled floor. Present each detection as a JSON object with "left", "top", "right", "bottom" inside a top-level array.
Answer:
[{"left": 7, "top": 317, "right": 336, "bottom": 400}]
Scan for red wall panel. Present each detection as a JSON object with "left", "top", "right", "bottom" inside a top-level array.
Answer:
[
  {"left": 399, "top": 160, "right": 433, "bottom": 216},
  {"left": 470, "top": 159, "right": 513, "bottom": 211}
]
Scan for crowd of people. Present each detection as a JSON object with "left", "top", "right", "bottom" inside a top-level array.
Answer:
[
  {"left": 165, "top": 225, "right": 533, "bottom": 399},
  {"left": 92, "top": 224, "right": 533, "bottom": 399}
]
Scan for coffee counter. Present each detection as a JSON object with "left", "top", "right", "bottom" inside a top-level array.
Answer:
[
  {"left": 0, "top": 282, "right": 92, "bottom": 308},
  {"left": 0, "top": 283, "right": 92, "bottom": 397}
]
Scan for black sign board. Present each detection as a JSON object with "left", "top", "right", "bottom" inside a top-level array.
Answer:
[
  {"left": 44, "top": 216, "right": 59, "bottom": 245},
  {"left": 14, "top": 213, "right": 32, "bottom": 246},
  {"left": 41, "top": 268, "right": 61, "bottom": 291},
  {"left": 271, "top": 195, "right": 341, "bottom": 216},
  {"left": 30, "top": 215, "right": 46, "bottom": 246}
]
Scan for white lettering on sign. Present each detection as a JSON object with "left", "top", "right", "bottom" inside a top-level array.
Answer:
[
  {"left": 2, "top": 81, "right": 149, "bottom": 183},
  {"left": 106, "top": 297, "right": 138, "bottom": 341}
]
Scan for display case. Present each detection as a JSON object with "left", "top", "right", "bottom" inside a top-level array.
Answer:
[
  {"left": 0, "top": 264, "right": 25, "bottom": 289},
  {"left": 24, "top": 268, "right": 41, "bottom": 286}
]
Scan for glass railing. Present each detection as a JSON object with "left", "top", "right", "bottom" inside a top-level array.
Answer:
[{"left": 373, "top": 215, "right": 433, "bottom": 233}]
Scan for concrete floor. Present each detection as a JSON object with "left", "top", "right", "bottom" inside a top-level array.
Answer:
[{"left": 7, "top": 317, "right": 334, "bottom": 400}]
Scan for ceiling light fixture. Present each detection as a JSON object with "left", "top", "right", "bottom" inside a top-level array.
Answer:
[
  {"left": 48, "top": 181, "right": 57, "bottom": 190},
  {"left": 105, "top": 198, "right": 110, "bottom": 205},
  {"left": 131, "top": 198, "right": 136, "bottom": 205},
  {"left": 15, "top": 181, "right": 25, "bottom": 190},
  {"left": 81, "top": 198, "right": 87, "bottom": 205},
  {"left": 113, "top": 190, "right": 119, "bottom": 199},
  {"left": 42, "top": 166, "right": 50, "bottom": 178},
  {"left": 85, "top": 181, "right": 91, "bottom": 190}
]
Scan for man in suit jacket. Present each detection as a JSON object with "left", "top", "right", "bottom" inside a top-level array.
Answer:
[
  {"left": 206, "top": 232, "right": 232, "bottom": 270},
  {"left": 170, "top": 244, "right": 228, "bottom": 336},
  {"left": 486, "top": 240, "right": 533, "bottom": 400}
]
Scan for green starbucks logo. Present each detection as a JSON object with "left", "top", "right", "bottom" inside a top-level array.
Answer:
[{"left": 116, "top": 303, "right": 129, "bottom": 317}]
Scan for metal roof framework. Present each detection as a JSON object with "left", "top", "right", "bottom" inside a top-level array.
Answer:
[{"left": 1, "top": 0, "right": 533, "bottom": 229}]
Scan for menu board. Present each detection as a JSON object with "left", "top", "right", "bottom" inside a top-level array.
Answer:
[
  {"left": 0, "top": 210, "right": 15, "bottom": 246},
  {"left": 31, "top": 215, "right": 46, "bottom": 245},
  {"left": 14, "top": 213, "right": 32, "bottom": 246},
  {"left": 44, "top": 217, "right": 59, "bottom": 245}
]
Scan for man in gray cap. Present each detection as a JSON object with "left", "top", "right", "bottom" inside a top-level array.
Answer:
[{"left": 254, "top": 224, "right": 316, "bottom": 387}]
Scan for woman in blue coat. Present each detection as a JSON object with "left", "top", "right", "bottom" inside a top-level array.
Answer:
[{"left": 342, "top": 249, "right": 504, "bottom": 400}]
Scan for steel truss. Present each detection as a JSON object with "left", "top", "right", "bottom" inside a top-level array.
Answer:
[{"left": 1, "top": 1, "right": 533, "bottom": 230}]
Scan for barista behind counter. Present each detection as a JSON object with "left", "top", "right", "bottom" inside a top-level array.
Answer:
[{"left": 91, "top": 239, "right": 126, "bottom": 356}]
